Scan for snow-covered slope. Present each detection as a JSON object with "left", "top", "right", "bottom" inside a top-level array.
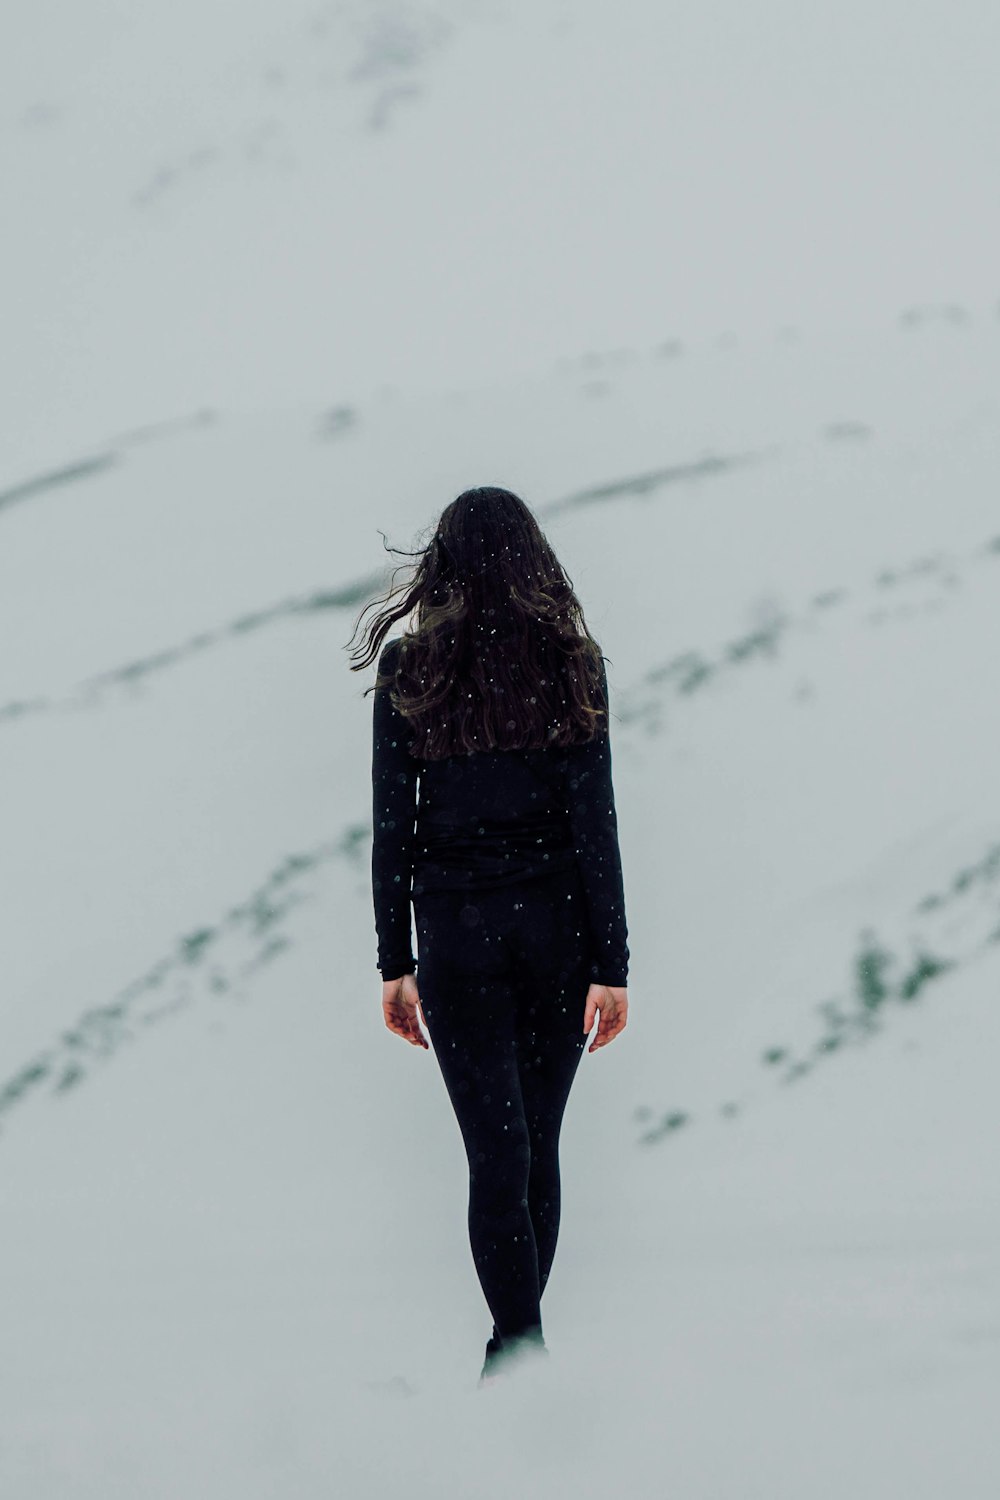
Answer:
[
  {"left": 2, "top": 1, "right": 999, "bottom": 1495},
  {"left": 3, "top": 311, "right": 999, "bottom": 1497},
  {"left": 4, "top": 0, "right": 1000, "bottom": 469}
]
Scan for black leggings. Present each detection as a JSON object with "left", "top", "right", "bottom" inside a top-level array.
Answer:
[{"left": 413, "top": 863, "right": 592, "bottom": 1342}]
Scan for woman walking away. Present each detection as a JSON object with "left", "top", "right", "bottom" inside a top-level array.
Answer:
[{"left": 348, "top": 486, "right": 630, "bottom": 1387}]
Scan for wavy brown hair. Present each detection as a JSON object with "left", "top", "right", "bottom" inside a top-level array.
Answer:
[{"left": 346, "top": 486, "right": 612, "bottom": 761}]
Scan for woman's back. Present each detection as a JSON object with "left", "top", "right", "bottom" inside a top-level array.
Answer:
[{"left": 372, "top": 634, "right": 629, "bottom": 988}]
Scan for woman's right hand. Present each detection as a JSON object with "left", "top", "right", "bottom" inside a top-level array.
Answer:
[{"left": 583, "top": 984, "right": 628, "bottom": 1052}]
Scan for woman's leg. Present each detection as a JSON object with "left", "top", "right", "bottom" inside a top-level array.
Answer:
[
  {"left": 415, "top": 893, "right": 545, "bottom": 1341},
  {"left": 519, "top": 1014, "right": 587, "bottom": 1299},
  {"left": 510, "top": 866, "right": 593, "bottom": 1299}
]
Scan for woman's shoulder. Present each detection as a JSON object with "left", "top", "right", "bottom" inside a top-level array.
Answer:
[{"left": 378, "top": 635, "right": 406, "bottom": 671}]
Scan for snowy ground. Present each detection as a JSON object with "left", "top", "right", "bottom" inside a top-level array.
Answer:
[{"left": 3, "top": 2, "right": 999, "bottom": 1496}]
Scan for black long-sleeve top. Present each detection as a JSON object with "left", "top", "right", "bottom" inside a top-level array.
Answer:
[{"left": 371, "top": 636, "right": 630, "bottom": 987}]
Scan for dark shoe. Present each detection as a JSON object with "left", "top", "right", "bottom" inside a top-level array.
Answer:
[
  {"left": 478, "top": 1323, "right": 549, "bottom": 1385},
  {"left": 479, "top": 1326, "right": 506, "bottom": 1383}
]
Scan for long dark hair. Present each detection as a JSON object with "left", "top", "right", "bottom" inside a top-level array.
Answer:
[{"left": 347, "top": 486, "right": 611, "bottom": 760}]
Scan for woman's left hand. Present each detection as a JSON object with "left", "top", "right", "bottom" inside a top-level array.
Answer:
[{"left": 382, "top": 973, "right": 429, "bottom": 1049}]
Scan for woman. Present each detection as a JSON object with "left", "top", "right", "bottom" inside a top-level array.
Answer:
[{"left": 349, "top": 486, "right": 630, "bottom": 1386}]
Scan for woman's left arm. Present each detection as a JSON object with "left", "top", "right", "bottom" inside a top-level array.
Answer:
[{"left": 371, "top": 637, "right": 420, "bottom": 982}]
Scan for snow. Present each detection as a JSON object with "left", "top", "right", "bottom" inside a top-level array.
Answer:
[{"left": 2, "top": 1, "right": 999, "bottom": 1494}]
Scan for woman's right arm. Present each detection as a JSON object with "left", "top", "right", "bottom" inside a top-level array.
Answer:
[{"left": 565, "top": 658, "right": 630, "bottom": 990}]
